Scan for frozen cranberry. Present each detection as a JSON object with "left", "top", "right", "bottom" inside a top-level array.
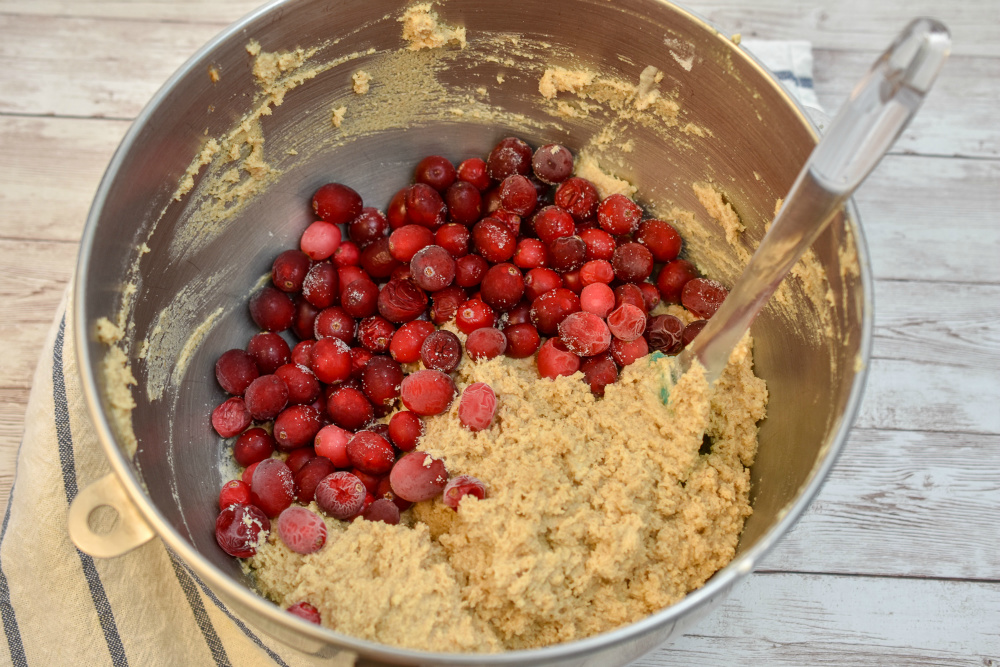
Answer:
[
  {"left": 291, "top": 340, "right": 315, "bottom": 367},
  {"left": 386, "top": 187, "right": 408, "bottom": 229},
  {"left": 294, "top": 456, "right": 336, "bottom": 503},
  {"left": 530, "top": 287, "right": 581, "bottom": 336},
  {"left": 314, "top": 424, "right": 352, "bottom": 467},
  {"left": 597, "top": 194, "right": 642, "bottom": 236},
  {"left": 389, "top": 451, "right": 448, "bottom": 502},
  {"left": 607, "top": 304, "right": 647, "bottom": 342},
  {"left": 338, "top": 279, "right": 377, "bottom": 319},
  {"left": 352, "top": 469, "right": 382, "bottom": 496},
  {"left": 241, "top": 461, "right": 260, "bottom": 486},
  {"left": 498, "top": 174, "right": 538, "bottom": 217},
  {"left": 301, "top": 262, "right": 339, "bottom": 309},
  {"left": 536, "top": 338, "right": 581, "bottom": 379},
  {"left": 274, "top": 364, "right": 320, "bottom": 405},
  {"left": 455, "top": 298, "right": 495, "bottom": 334},
  {"left": 377, "top": 278, "right": 429, "bottom": 323},
  {"left": 215, "top": 349, "right": 259, "bottom": 396},
  {"left": 457, "top": 157, "right": 491, "bottom": 190},
  {"left": 524, "top": 267, "right": 562, "bottom": 301},
  {"left": 639, "top": 282, "right": 661, "bottom": 312},
  {"left": 346, "top": 207, "right": 388, "bottom": 249},
  {"left": 471, "top": 218, "right": 516, "bottom": 263},
  {"left": 215, "top": 503, "right": 269, "bottom": 558},
  {"left": 646, "top": 314, "right": 685, "bottom": 354},
  {"left": 614, "top": 283, "right": 646, "bottom": 312},
  {"left": 458, "top": 382, "right": 497, "bottom": 431},
  {"left": 291, "top": 297, "right": 320, "bottom": 341},
  {"left": 410, "top": 245, "right": 456, "bottom": 292},
  {"left": 503, "top": 322, "right": 541, "bottom": 358},
  {"left": 554, "top": 177, "right": 599, "bottom": 221},
  {"left": 250, "top": 458, "right": 295, "bottom": 518},
  {"left": 430, "top": 285, "right": 467, "bottom": 325},
  {"left": 314, "top": 307, "right": 356, "bottom": 345},
  {"left": 579, "top": 259, "right": 614, "bottom": 287},
  {"left": 361, "top": 355, "right": 403, "bottom": 407},
  {"left": 683, "top": 319, "right": 708, "bottom": 346},
  {"left": 612, "top": 242, "right": 654, "bottom": 283},
  {"left": 682, "top": 278, "right": 728, "bottom": 318},
  {"left": 636, "top": 218, "right": 682, "bottom": 262},
  {"left": 285, "top": 447, "right": 316, "bottom": 475},
  {"left": 414, "top": 155, "right": 456, "bottom": 191},
  {"left": 277, "top": 506, "right": 327, "bottom": 554},
  {"left": 345, "top": 431, "right": 395, "bottom": 475},
  {"left": 455, "top": 254, "right": 489, "bottom": 288},
  {"left": 388, "top": 225, "right": 434, "bottom": 263},
  {"left": 481, "top": 187, "right": 501, "bottom": 214},
  {"left": 435, "top": 223, "right": 471, "bottom": 257},
  {"left": 479, "top": 263, "right": 524, "bottom": 312},
  {"left": 326, "top": 386, "right": 374, "bottom": 431},
  {"left": 561, "top": 269, "right": 583, "bottom": 294},
  {"left": 287, "top": 602, "right": 321, "bottom": 624},
  {"left": 300, "top": 220, "right": 342, "bottom": 261},
  {"left": 250, "top": 286, "right": 295, "bottom": 332},
  {"left": 579, "top": 228, "right": 616, "bottom": 261},
  {"left": 486, "top": 137, "right": 533, "bottom": 181},
  {"left": 503, "top": 299, "right": 532, "bottom": 326},
  {"left": 491, "top": 209, "right": 522, "bottom": 236},
  {"left": 388, "top": 411, "right": 423, "bottom": 452},
  {"left": 581, "top": 355, "right": 618, "bottom": 396},
  {"left": 313, "top": 183, "right": 362, "bottom": 225},
  {"left": 374, "top": 476, "right": 412, "bottom": 512},
  {"left": 273, "top": 405, "right": 322, "bottom": 451},
  {"left": 243, "top": 375, "right": 288, "bottom": 421},
  {"left": 558, "top": 311, "right": 611, "bottom": 356},
  {"left": 332, "top": 240, "right": 361, "bottom": 267},
  {"left": 444, "top": 181, "right": 482, "bottom": 225},
  {"left": 657, "top": 259, "right": 699, "bottom": 304},
  {"left": 315, "top": 471, "right": 366, "bottom": 520},
  {"left": 233, "top": 428, "right": 275, "bottom": 467},
  {"left": 310, "top": 338, "right": 351, "bottom": 384},
  {"left": 531, "top": 143, "right": 573, "bottom": 184},
  {"left": 362, "top": 498, "right": 401, "bottom": 524},
  {"left": 611, "top": 335, "right": 649, "bottom": 367},
  {"left": 466, "top": 327, "right": 507, "bottom": 360},
  {"left": 389, "top": 320, "right": 436, "bottom": 363},
  {"left": 246, "top": 332, "right": 291, "bottom": 376},
  {"left": 357, "top": 315, "right": 395, "bottom": 353},
  {"left": 532, "top": 205, "right": 575, "bottom": 244},
  {"left": 338, "top": 265, "right": 368, "bottom": 289},
  {"left": 350, "top": 347, "right": 374, "bottom": 380},
  {"left": 513, "top": 238, "right": 547, "bottom": 269},
  {"left": 272, "top": 250, "right": 311, "bottom": 293},
  {"left": 580, "top": 283, "right": 616, "bottom": 318},
  {"left": 360, "top": 237, "right": 401, "bottom": 279},
  {"left": 405, "top": 183, "right": 446, "bottom": 229},
  {"left": 219, "top": 479, "right": 251, "bottom": 509},
  {"left": 420, "top": 330, "right": 462, "bottom": 373},
  {"left": 400, "top": 370, "right": 456, "bottom": 415},
  {"left": 548, "top": 235, "right": 587, "bottom": 272}
]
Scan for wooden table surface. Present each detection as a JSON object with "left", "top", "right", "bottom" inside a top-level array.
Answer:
[{"left": 1, "top": 0, "right": 998, "bottom": 664}]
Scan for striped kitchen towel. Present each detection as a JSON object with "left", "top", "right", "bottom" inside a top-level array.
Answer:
[{"left": 0, "top": 41, "right": 820, "bottom": 667}]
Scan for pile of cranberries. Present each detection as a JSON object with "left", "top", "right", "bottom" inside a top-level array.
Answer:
[{"left": 210, "top": 136, "right": 727, "bottom": 625}]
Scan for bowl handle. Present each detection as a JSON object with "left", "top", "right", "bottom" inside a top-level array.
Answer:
[{"left": 68, "top": 472, "right": 155, "bottom": 558}]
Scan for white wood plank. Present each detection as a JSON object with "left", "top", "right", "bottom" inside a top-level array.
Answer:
[
  {"left": 0, "top": 387, "right": 29, "bottom": 518},
  {"left": 0, "top": 0, "right": 261, "bottom": 23},
  {"left": 761, "top": 429, "right": 1000, "bottom": 581},
  {"left": 632, "top": 573, "right": 1000, "bottom": 665}
]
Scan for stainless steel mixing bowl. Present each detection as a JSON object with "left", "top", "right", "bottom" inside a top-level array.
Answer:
[{"left": 70, "top": 0, "right": 872, "bottom": 663}]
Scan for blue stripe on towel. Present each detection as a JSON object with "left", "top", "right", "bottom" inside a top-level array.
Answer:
[
  {"left": 0, "top": 453, "right": 28, "bottom": 667},
  {"left": 773, "top": 70, "right": 814, "bottom": 89},
  {"left": 167, "top": 552, "right": 232, "bottom": 667},
  {"left": 53, "top": 316, "right": 129, "bottom": 667}
]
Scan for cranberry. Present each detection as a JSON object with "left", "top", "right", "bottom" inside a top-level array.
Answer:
[
  {"left": 291, "top": 297, "right": 320, "bottom": 341},
  {"left": 340, "top": 279, "right": 378, "bottom": 319},
  {"left": 479, "top": 263, "right": 524, "bottom": 312},
  {"left": 314, "top": 424, "right": 352, "bottom": 467},
  {"left": 346, "top": 431, "right": 395, "bottom": 475},
  {"left": 300, "top": 220, "right": 342, "bottom": 261},
  {"left": 215, "top": 349, "right": 259, "bottom": 396},
  {"left": 580, "top": 283, "right": 616, "bottom": 318},
  {"left": 524, "top": 267, "right": 562, "bottom": 301},
  {"left": 536, "top": 338, "right": 581, "bottom": 379},
  {"left": 377, "top": 278, "right": 429, "bottom": 323},
  {"left": 361, "top": 355, "right": 403, "bottom": 407},
  {"left": 347, "top": 207, "right": 389, "bottom": 248},
  {"left": 291, "top": 340, "right": 315, "bottom": 367},
  {"left": 219, "top": 479, "right": 251, "bottom": 509},
  {"left": 503, "top": 322, "right": 541, "bottom": 358},
  {"left": 410, "top": 245, "right": 456, "bottom": 292},
  {"left": 612, "top": 242, "right": 654, "bottom": 282},
  {"left": 532, "top": 205, "right": 575, "bottom": 244},
  {"left": 498, "top": 174, "right": 538, "bottom": 217},
  {"left": 400, "top": 370, "right": 456, "bottom": 415},
  {"left": 656, "top": 259, "right": 699, "bottom": 304},
  {"left": 554, "top": 177, "right": 599, "bottom": 221},
  {"left": 683, "top": 319, "right": 708, "bottom": 346},
  {"left": 332, "top": 240, "right": 361, "bottom": 267},
  {"left": 531, "top": 144, "right": 573, "bottom": 184},
  {"left": 241, "top": 461, "right": 260, "bottom": 486},
  {"left": 388, "top": 224, "right": 435, "bottom": 263},
  {"left": 471, "top": 218, "right": 516, "bottom": 263},
  {"left": 277, "top": 506, "right": 327, "bottom": 554},
  {"left": 287, "top": 602, "right": 321, "bottom": 624},
  {"left": 420, "top": 329, "right": 463, "bottom": 373},
  {"left": 310, "top": 338, "right": 351, "bottom": 384},
  {"left": 579, "top": 259, "right": 614, "bottom": 286},
  {"left": 272, "top": 249, "right": 311, "bottom": 292},
  {"left": 581, "top": 354, "right": 618, "bottom": 396},
  {"left": 455, "top": 298, "right": 495, "bottom": 334},
  {"left": 273, "top": 405, "right": 322, "bottom": 451},
  {"left": 405, "top": 183, "right": 446, "bottom": 228},
  {"left": 315, "top": 471, "right": 366, "bottom": 520},
  {"left": 639, "top": 282, "right": 661, "bottom": 312},
  {"left": 636, "top": 219, "right": 682, "bottom": 262},
  {"left": 430, "top": 285, "right": 467, "bottom": 325},
  {"left": 314, "top": 306, "right": 356, "bottom": 345},
  {"left": 455, "top": 254, "right": 489, "bottom": 288},
  {"left": 529, "top": 287, "right": 581, "bottom": 336},
  {"left": 414, "top": 155, "right": 457, "bottom": 191},
  {"left": 444, "top": 181, "right": 482, "bottom": 225},
  {"left": 352, "top": 469, "right": 382, "bottom": 496},
  {"left": 457, "top": 157, "right": 491, "bottom": 190},
  {"left": 646, "top": 314, "right": 685, "bottom": 354},
  {"left": 561, "top": 269, "right": 583, "bottom": 294},
  {"left": 360, "top": 237, "right": 401, "bottom": 279},
  {"left": 466, "top": 326, "right": 507, "bottom": 360},
  {"left": 682, "top": 278, "right": 728, "bottom": 318},
  {"left": 481, "top": 187, "right": 501, "bottom": 214},
  {"left": 233, "top": 427, "right": 275, "bottom": 467},
  {"left": 486, "top": 137, "right": 532, "bottom": 181},
  {"left": 312, "top": 183, "right": 362, "bottom": 225},
  {"left": 347, "top": 347, "right": 372, "bottom": 381},
  {"left": 579, "top": 228, "right": 616, "bottom": 261},
  {"left": 294, "top": 456, "right": 336, "bottom": 503},
  {"left": 326, "top": 386, "right": 374, "bottom": 431},
  {"left": 389, "top": 452, "right": 448, "bottom": 502},
  {"left": 274, "top": 364, "right": 321, "bottom": 405},
  {"left": 242, "top": 375, "right": 288, "bottom": 421},
  {"left": 558, "top": 311, "right": 611, "bottom": 356},
  {"left": 458, "top": 382, "right": 497, "bottom": 431},
  {"left": 390, "top": 320, "right": 436, "bottom": 363},
  {"left": 301, "top": 262, "right": 339, "bottom": 309},
  {"left": 614, "top": 283, "right": 647, "bottom": 312},
  {"left": 611, "top": 335, "right": 649, "bottom": 367},
  {"left": 548, "top": 235, "right": 587, "bottom": 272},
  {"left": 338, "top": 265, "right": 368, "bottom": 289},
  {"left": 250, "top": 458, "right": 295, "bottom": 517},
  {"left": 597, "top": 194, "right": 642, "bottom": 236},
  {"left": 491, "top": 209, "right": 522, "bottom": 236},
  {"left": 362, "top": 498, "right": 401, "bottom": 524},
  {"left": 435, "top": 223, "right": 471, "bottom": 257},
  {"left": 503, "top": 299, "right": 532, "bottom": 326},
  {"left": 607, "top": 304, "right": 647, "bottom": 342},
  {"left": 513, "top": 238, "right": 548, "bottom": 269},
  {"left": 387, "top": 187, "right": 408, "bottom": 229},
  {"left": 250, "top": 286, "right": 295, "bottom": 332},
  {"left": 357, "top": 315, "right": 395, "bottom": 353},
  {"left": 388, "top": 411, "right": 423, "bottom": 452},
  {"left": 246, "top": 332, "right": 291, "bottom": 375},
  {"left": 215, "top": 503, "right": 269, "bottom": 558}
]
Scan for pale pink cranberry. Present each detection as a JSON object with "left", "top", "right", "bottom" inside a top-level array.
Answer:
[
  {"left": 442, "top": 474, "right": 487, "bottom": 510},
  {"left": 215, "top": 503, "right": 269, "bottom": 558},
  {"left": 557, "top": 311, "right": 612, "bottom": 356},
  {"left": 300, "top": 221, "right": 342, "bottom": 260},
  {"left": 606, "top": 304, "right": 647, "bottom": 342},
  {"left": 313, "top": 424, "right": 351, "bottom": 467},
  {"left": 277, "top": 506, "right": 327, "bottom": 554},
  {"left": 536, "top": 338, "right": 581, "bottom": 379},
  {"left": 400, "top": 370, "right": 456, "bottom": 416},
  {"left": 212, "top": 397, "right": 251, "bottom": 438},
  {"left": 458, "top": 382, "right": 497, "bottom": 432},
  {"left": 580, "top": 283, "right": 615, "bottom": 318},
  {"left": 315, "top": 471, "right": 366, "bottom": 520},
  {"left": 389, "top": 452, "right": 448, "bottom": 502},
  {"left": 287, "top": 601, "right": 321, "bottom": 624}
]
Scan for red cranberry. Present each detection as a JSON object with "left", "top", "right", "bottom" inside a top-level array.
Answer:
[
  {"left": 300, "top": 221, "right": 342, "bottom": 261},
  {"left": 291, "top": 340, "right": 315, "bottom": 367},
  {"left": 357, "top": 315, "right": 395, "bottom": 353},
  {"left": 455, "top": 254, "right": 489, "bottom": 288},
  {"left": 481, "top": 186, "right": 501, "bottom": 214},
  {"left": 233, "top": 427, "right": 275, "bottom": 467},
  {"left": 352, "top": 470, "right": 381, "bottom": 497},
  {"left": 310, "top": 338, "right": 351, "bottom": 384},
  {"left": 377, "top": 278, "right": 429, "bottom": 323},
  {"left": 215, "top": 349, "right": 259, "bottom": 396},
  {"left": 486, "top": 137, "right": 532, "bottom": 181},
  {"left": 347, "top": 431, "right": 396, "bottom": 475},
  {"left": 405, "top": 183, "right": 446, "bottom": 228},
  {"left": 480, "top": 263, "right": 525, "bottom": 312},
  {"left": 682, "top": 278, "right": 728, "bottom": 318},
  {"left": 315, "top": 471, "right": 366, "bottom": 520},
  {"left": 388, "top": 224, "right": 435, "bottom": 263},
  {"left": 274, "top": 363, "right": 321, "bottom": 405},
  {"left": 332, "top": 240, "right": 361, "bottom": 267},
  {"left": 614, "top": 283, "right": 646, "bottom": 312},
  {"left": 314, "top": 306, "right": 356, "bottom": 345},
  {"left": 524, "top": 267, "right": 562, "bottom": 301},
  {"left": 246, "top": 332, "right": 292, "bottom": 375},
  {"left": 554, "top": 177, "right": 599, "bottom": 221},
  {"left": 513, "top": 238, "right": 548, "bottom": 269},
  {"left": 340, "top": 279, "right": 379, "bottom": 319},
  {"left": 491, "top": 209, "right": 522, "bottom": 236},
  {"left": 612, "top": 242, "right": 654, "bottom": 282},
  {"left": 499, "top": 174, "right": 538, "bottom": 217},
  {"left": 420, "top": 330, "right": 463, "bottom": 373},
  {"left": 215, "top": 503, "right": 269, "bottom": 558},
  {"left": 250, "top": 458, "right": 295, "bottom": 518},
  {"left": 287, "top": 602, "right": 321, "bottom": 624},
  {"left": 458, "top": 382, "right": 497, "bottom": 431},
  {"left": 532, "top": 205, "right": 575, "bottom": 244},
  {"left": 611, "top": 335, "right": 649, "bottom": 367},
  {"left": 471, "top": 218, "right": 516, "bottom": 263},
  {"left": 387, "top": 187, "right": 408, "bottom": 229},
  {"left": 244, "top": 375, "right": 289, "bottom": 421},
  {"left": 250, "top": 286, "right": 295, "bottom": 332},
  {"left": 561, "top": 269, "right": 583, "bottom": 294},
  {"left": 285, "top": 447, "right": 316, "bottom": 475},
  {"left": 314, "top": 424, "right": 352, "bottom": 467},
  {"left": 410, "top": 245, "right": 456, "bottom": 292},
  {"left": 430, "top": 285, "right": 467, "bottom": 325},
  {"left": 579, "top": 260, "right": 614, "bottom": 287},
  {"left": 294, "top": 456, "right": 336, "bottom": 503},
  {"left": 277, "top": 506, "right": 327, "bottom": 554},
  {"left": 639, "top": 282, "right": 661, "bottom": 312},
  {"left": 273, "top": 404, "right": 322, "bottom": 451},
  {"left": 646, "top": 314, "right": 685, "bottom": 354},
  {"left": 683, "top": 319, "right": 708, "bottom": 346},
  {"left": 326, "top": 386, "right": 374, "bottom": 431},
  {"left": 362, "top": 498, "right": 401, "bottom": 524},
  {"left": 465, "top": 327, "right": 507, "bottom": 361},
  {"left": 435, "top": 223, "right": 471, "bottom": 257},
  {"left": 580, "top": 283, "right": 616, "bottom": 318},
  {"left": 597, "top": 194, "right": 642, "bottom": 236},
  {"left": 361, "top": 355, "right": 403, "bottom": 407},
  {"left": 241, "top": 461, "right": 260, "bottom": 486},
  {"left": 360, "top": 237, "right": 401, "bottom": 279},
  {"left": 548, "top": 235, "right": 587, "bottom": 272},
  {"left": 457, "top": 157, "right": 491, "bottom": 190},
  {"left": 579, "top": 228, "right": 616, "bottom": 261},
  {"left": 444, "top": 181, "right": 482, "bottom": 225},
  {"left": 291, "top": 297, "right": 320, "bottom": 341},
  {"left": 529, "top": 287, "right": 581, "bottom": 336},
  {"left": 347, "top": 207, "right": 388, "bottom": 249},
  {"left": 532, "top": 144, "right": 573, "bottom": 184},
  {"left": 656, "top": 259, "right": 699, "bottom": 304},
  {"left": 389, "top": 320, "right": 436, "bottom": 363},
  {"left": 388, "top": 411, "right": 423, "bottom": 452},
  {"left": 558, "top": 311, "right": 611, "bottom": 356},
  {"left": 455, "top": 298, "right": 495, "bottom": 334},
  {"left": 347, "top": 346, "right": 371, "bottom": 381},
  {"left": 503, "top": 299, "right": 532, "bottom": 326},
  {"left": 338, "top": 265, "right": 367, "bottom": 291},
  {"left": 272, "top": 249, "right": 311, "bottom": 292},
  {"left": 312, "top": 183, "right": 362, "bottom": 225},
  {"left": 389, "top": 452, "right": 448, "bottom": 502},
  {"left": 301, "top": 262, "right": 339, "bottom": 309},
  {"left": 400, "top": 370, "right": 456, "bottom": 415},
  {"left": 414, "top": 155, "right": 457, "bottom": 191},
  {"left": 503, "top": 323, "right": 541, "bottom": 358},
  {"left": 219, "top": 479, "right": 251, "bottom": 509},
  {"left": 636, "top": 218, "right": 682, "bottom": 262},
  {"left": 581, "top": 354, "right": 618, "bottom": 396},
  {"left": 536, "top": 338, "right": 581, "bottom": 379}
]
